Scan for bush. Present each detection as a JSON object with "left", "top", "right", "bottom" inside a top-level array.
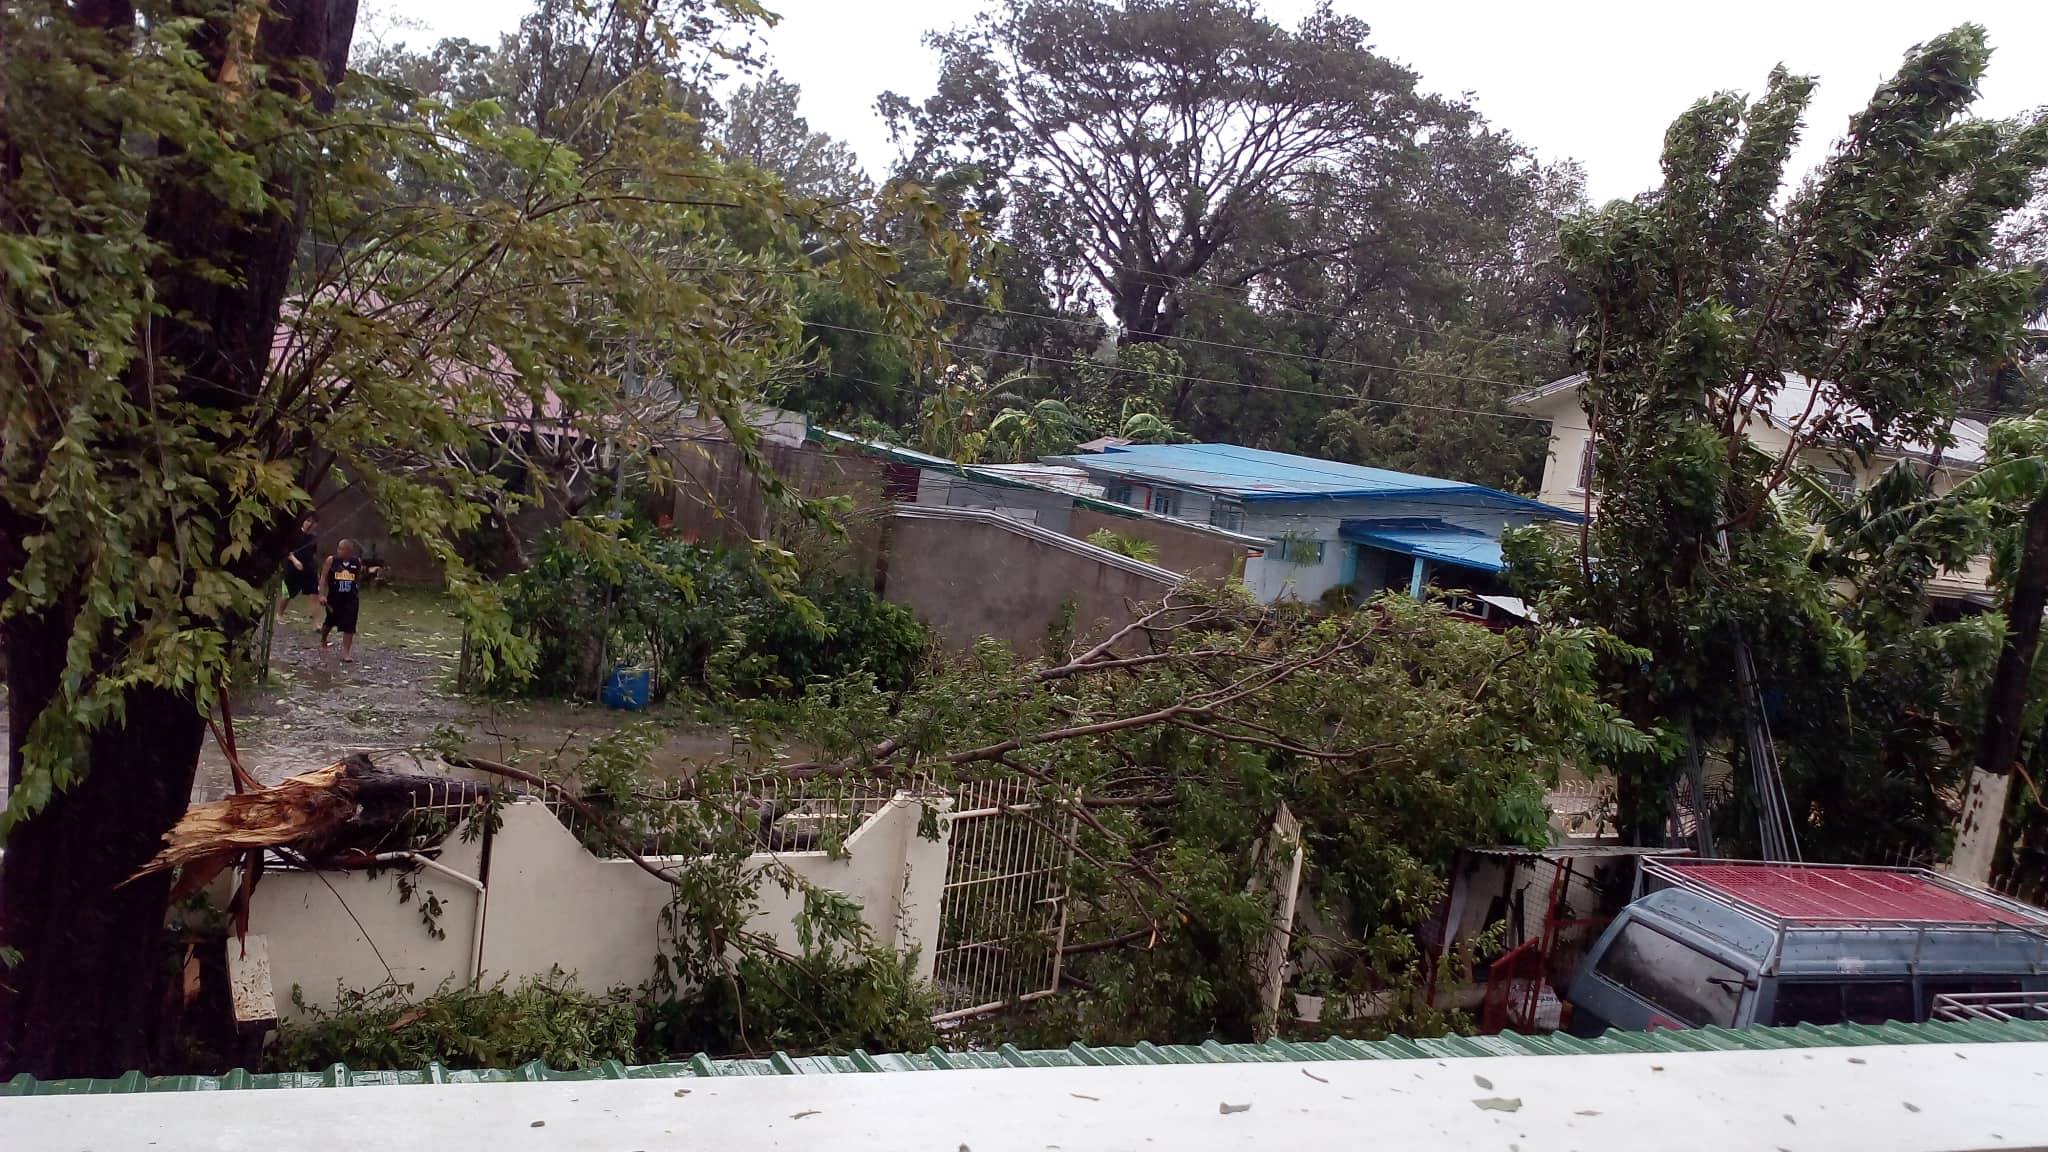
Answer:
[
  {"left": 274, "top": 975, "right": 639, "bottom": 1072},
  {"left": 490, "top": 525, "right": 928, "bottom": 702},
  {"left": 271, "top": 955, "right": 937, "bottom": 1072}
]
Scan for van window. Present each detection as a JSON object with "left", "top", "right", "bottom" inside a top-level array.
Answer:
[
  {"left": 1771, "top": 981, "right": 1914, "bottom": 1026},
  {"left": 1594, "top": 921, "right": 1743, "bottom": 1026}
]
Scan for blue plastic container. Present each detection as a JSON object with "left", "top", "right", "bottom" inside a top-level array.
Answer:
[{"left": 600, "top": 665, "right": 651, "bottom": 711}]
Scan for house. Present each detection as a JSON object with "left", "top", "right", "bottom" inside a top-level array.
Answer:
[
  {"left": 1511, "top": 373, "right": 1994, "bottom": 603},
  {"left": 1046, "top": 443, "right": 1578, "bottom": 605}
]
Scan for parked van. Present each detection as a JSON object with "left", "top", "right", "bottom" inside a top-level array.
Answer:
[{"left": 1564, "top": 858, "right": 2048, "bottom": 1034}]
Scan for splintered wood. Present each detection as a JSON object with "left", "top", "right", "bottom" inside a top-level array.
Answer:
[
  {"left": 130, "top": 754, "right": 494, "bottom": 894},
  {"left": 133, "top": 760, "right": 360, "bottom": 894}
]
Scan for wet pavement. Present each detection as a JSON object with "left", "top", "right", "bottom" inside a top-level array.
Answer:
[{"left": 0, "top": 589, "right": 745, "bottom": 805}]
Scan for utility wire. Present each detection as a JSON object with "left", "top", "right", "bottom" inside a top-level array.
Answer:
[
  {"left": 1069, "top": 256, "right": 1573, "bottom": 356},
  {"left": 935, "top": 293, "right": 1543, "bottom": 392},
  {"left": 803, "top": 321, "right": 1556, "bottom": 425}
]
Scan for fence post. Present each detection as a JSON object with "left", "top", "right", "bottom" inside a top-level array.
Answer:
[{"left": 1248, "top": 802, "right": 1305, "bottom": 1037}]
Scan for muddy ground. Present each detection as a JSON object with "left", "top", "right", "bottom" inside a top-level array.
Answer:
[{"left": 0, "top": 588, "right": 744, "bottom": 805}]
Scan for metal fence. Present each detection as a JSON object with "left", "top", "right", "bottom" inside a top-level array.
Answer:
[
  {"left": 929, "top": 777, "right": 1075, "bottom": 1021},
  {"left": 535, "top": 773, "right": 921, "bottom": 857}
]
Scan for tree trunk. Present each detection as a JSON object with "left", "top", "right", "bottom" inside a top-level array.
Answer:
[
  {"left": 0, "top": 0, "right": 359, "bottom": 1078},
  {"left": 1, "top": 682, "right": 207, "bottom": 1077},
  {"left": 1949, "top": 489, "right": 2048, "bottom": 884}
]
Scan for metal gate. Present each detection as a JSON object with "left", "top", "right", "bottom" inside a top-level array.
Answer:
[{"left": 930, "top": 778, "right": 1074, "bottom": 1021}]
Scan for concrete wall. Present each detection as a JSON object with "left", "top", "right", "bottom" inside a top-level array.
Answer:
[
  {"left": 312, "top": 476, "right": 448, "bottom": 588},
  {"left": 668, "top": 439, "right": 898, "bottom": 576},
  {"left": 251, "top": 795, "right": 950, "bottom": 1017},
  {"left": 915, "top": 472, "right": 1076, "bottom": 533},
  {"left": 1066, "top": 505, "right": 1248, "bottom": 583},
  {"left": 883, "top": 505, "right": 1179, "bottom": 656}
]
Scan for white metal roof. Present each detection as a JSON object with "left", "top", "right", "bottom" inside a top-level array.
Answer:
[{"left": 9, "top": 1041, "right": 2043, "bottom": 1151}]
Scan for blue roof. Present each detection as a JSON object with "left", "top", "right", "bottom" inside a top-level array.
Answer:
[
  {"left": 1052, "top": 443, "right": 1571, "bottom": 517},
  {"left": 1342, "top": 520, "right": 1507, "bottom": 573}
]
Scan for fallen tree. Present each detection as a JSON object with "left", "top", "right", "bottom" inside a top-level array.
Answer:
[{"left": 138, "top": 585, "right": 1643, "bottom": 1055}]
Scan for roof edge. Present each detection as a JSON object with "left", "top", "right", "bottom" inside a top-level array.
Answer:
[{"left": 11, "top": 1019, "right": 2046, "bottom": 1094}]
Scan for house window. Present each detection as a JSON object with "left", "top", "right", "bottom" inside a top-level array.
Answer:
[
  {"left": 1271, "top": 536, "right": 1325, "bottom": 566},
  {"left": 1574, "top": 438, "right": 1596, "bottom": 492},
  {"left": 1819, "top": 469, "right": 1858, "bottom": 501},
  {"left": 1104, "top": 483, "right": 1134, "bottom": 506},
  {"left": 1209, "top": 501, "right": 1244, "bottom": 532},
  {"left": 1150, "top": 489, "right": 1180, "bottom": 517}
]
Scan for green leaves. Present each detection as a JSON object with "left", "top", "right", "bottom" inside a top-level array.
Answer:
[
  {"left": 1544, "top": 25, "right": 2048, "bottom": 849},
  {"left": 1, "top": 0, "right": 978, "bottom": 839}
]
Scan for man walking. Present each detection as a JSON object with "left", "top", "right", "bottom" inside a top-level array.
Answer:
[{"left": 276, "top": 512, "right": 320, "bottom": 620}]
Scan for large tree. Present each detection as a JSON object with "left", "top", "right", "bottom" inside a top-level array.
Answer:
[
  {"left": 1520, "top": 27, "right": 2048, "bottom": 849},
  {"left": 0, "top": 0, "right": 963, "bottom": 1077},
  {"left": 876, "top": 0, "right": 1580, "bottom": 478},
  {"left": 885, "top": 0, "right": 1463, "bottom": 343}
]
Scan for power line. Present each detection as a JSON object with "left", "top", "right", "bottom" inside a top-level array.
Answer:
[
  {"left": 935, "top": 293, "right": 1543, "bottom": 393},
  {"left": 803, "top": 321, "right": 1554, "bottom": 425},
  {"left": 1071, "top": 256, "right": 1573, "bottom": 356}
]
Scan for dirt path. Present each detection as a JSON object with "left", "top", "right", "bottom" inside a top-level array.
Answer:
[{"left": 1, "top": 589, "right": 744, "bottom": 806}]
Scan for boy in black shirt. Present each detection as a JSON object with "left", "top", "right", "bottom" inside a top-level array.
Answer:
[
  {"left": 276, "top": 513, "right": 320, "bottom": 620},
  {"left": 319, "top": 538, "right": 365, "bottom": 662}
]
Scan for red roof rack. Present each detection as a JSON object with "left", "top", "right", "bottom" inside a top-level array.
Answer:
[{"left": 1642, "top": 858, "right": 2048, "bottom": 930}]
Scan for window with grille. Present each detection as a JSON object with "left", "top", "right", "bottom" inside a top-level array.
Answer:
[
  {"left": 1150, "top": 489, "right": 1180, "bottom": 517},
  {"left": 1819, "top": 470, "right": 1858, "bottom": 501},
  {"left": 1271, "top": 536, "right": 1325, "bottom": 566},
  {"left": 1574, "top": 438, "right": 1596, "bottom": 491}
]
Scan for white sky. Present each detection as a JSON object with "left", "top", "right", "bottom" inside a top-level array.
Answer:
[{"left": 401, "top": 0, "right": 2048, "bottom": 204}]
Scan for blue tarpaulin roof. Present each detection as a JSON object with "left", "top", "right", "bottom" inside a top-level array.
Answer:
[
  {"left": 1342, "top": 520, "right": 1506, "bottom": 572},
  {"left": 1050, "top": 443, "right": 1573, "bottom": 517}
]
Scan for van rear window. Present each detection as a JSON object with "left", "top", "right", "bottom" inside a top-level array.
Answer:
[{"left": 1594, "top": 921, "right": 1743, "bottom": 1027}]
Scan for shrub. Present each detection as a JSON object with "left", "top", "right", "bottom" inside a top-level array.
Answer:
[
  {"left": 274, "top": 975, "right": 639, "bottom": 1072},
  {"left": 491, "top": 525, "right": 928, "bottom": 702}
]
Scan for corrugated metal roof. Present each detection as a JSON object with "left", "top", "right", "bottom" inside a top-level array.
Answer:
[
  {"left": 1656, "top": 859, "right": 2048, "bottom": 927},
  {"left": 8, "top": 1019, "right": 2045, "bottom": 1095},
  {"left": 1341, "top": 521, "right": 1506, "bottom": 573},
  {"left": 1051, "top": 444, "right": 1574, "bottom": 517}
]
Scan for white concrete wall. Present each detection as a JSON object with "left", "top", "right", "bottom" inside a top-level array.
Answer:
[{"left": 252, "top": 796, "right": 951, "bottom": 1018}]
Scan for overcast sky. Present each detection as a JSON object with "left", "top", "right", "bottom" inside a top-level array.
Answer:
[{"left": 400, "top": 0, "right": 2048, "bottom": 204}]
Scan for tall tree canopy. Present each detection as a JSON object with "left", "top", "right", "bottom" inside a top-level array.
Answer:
[
  {"left": 1514, "top": 26, "right": 2048, "bottom": 853},
  {"left": 872, "top": 0, "right": 1581, "bottom": 483}
]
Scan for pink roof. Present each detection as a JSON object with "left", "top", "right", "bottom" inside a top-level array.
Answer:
[
  {"left": 1664, "top": 860, "right": 2041, "bottom": 926},
  {"left": 270, "top": 299, "right": 580, "bottom": 432}
]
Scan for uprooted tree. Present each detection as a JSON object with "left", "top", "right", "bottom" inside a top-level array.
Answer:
[
  {"left": 142, "top": 584, "right": 1645, "bottom": 1060},
  {"left": 0, "top": 0, "right": 973, "bottom": 1077}
]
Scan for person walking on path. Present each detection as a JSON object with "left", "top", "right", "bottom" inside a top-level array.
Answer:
[
  {"left": 276, "top": 512, "right": 320, "bottom": 620},
  {"left": 319, "top": 537, "right": 365, "bottom": 662}
]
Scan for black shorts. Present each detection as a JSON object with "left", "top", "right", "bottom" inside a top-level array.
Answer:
[
  {"left": 323, "top": 593, "right": 360, "bottom": 635},
  {"left": 284, "top": 565, "right": 318, "bottom": 597}
]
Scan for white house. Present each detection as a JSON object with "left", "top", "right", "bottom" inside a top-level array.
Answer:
[{"left": 1511, "top": 374, "right": 1994, "bottom": 602}]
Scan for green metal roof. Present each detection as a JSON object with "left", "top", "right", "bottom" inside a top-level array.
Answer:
[{"left": 8, "top": 1019, "right": 2046, "bottom": 1096}]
